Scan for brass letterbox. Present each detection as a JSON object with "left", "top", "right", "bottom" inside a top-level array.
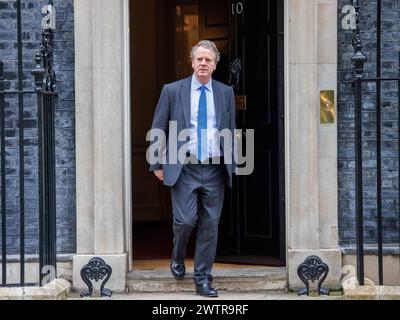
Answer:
[{"left": 320, "top": 90, "right": 335, "bottom": 124}]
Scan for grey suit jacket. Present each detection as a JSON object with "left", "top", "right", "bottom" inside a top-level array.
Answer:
[{"left": 149, "top": 76, "right": 236, "bottom": 188}]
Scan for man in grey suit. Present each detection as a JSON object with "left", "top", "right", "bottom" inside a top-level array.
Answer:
[{"left": 149, "top": 40, "right": 236, "bottom": 297}]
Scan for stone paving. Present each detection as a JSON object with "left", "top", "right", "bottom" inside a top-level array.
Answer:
[{"left": 68, "top": 290, "right": 347, "bottom": 301}]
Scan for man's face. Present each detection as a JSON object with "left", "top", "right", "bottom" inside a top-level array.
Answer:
[{"left": 192, "top": 46, "right": 217, "bottom": 82}]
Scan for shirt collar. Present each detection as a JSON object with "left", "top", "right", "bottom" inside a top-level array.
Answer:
[{"left": 192, "top": 74, "right": 212, "bottom": 92}]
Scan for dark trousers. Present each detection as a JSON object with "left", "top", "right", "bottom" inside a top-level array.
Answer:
[{"left": 171, "top": 163, "right": 225, "bottom": 285}]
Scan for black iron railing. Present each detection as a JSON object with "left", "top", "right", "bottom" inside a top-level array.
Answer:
[
  {"left": 34, "top": 24, "right": 58, "bottom": 287},
  {"left": 0, "top": 0, "right": 57, "bottom": 287},
  {"left": 351, "top": 0, "right": 400, "bottom": 286}
]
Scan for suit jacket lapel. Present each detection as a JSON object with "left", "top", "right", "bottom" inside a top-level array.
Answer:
[
  {"left": 180, "top": 77, "right": 192, "bottom": 128},
  {"left": 212, "top": 81, "right": 222, "bottom": 129}
]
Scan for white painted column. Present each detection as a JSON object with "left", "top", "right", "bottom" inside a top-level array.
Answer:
[
  {"left": 317, "top": 0, "right": 339, "bottom": 251},
  {"left": 286, "top": 0, "right": 342, "bottom": 291},
  {"left": 287, "top": 0, "right": 320, "bottom": 251},
  {"left": 73, "top": 0, "right": 130, "bottom": 292},
  {"left": 91, "top": 0, "right": 126, "bottom": 255},
  {"left": 74, "top": 0, "right": 95, "bottom": 255}
]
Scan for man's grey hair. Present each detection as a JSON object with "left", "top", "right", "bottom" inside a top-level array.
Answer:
[{"left": 190, "top": 40, "right": 220, "bottom": 63}]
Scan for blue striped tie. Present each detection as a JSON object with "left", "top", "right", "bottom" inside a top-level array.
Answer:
[{"left": 197, "top": 85, "right": 208, "bottom": 162}]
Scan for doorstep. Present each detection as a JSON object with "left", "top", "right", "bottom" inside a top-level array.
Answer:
[{"left": 127, "top": 260, "right": 288, "bottom": 293}]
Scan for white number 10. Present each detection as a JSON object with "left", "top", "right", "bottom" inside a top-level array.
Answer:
[{"left": 232, "top": 2, "right": 244, "bottom": 15}]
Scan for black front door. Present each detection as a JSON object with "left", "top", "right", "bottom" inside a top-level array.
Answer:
[{"left": 200, "top": 0, "right": 285, "bottom": 266}]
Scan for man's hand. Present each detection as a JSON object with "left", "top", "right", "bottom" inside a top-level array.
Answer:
[{"left": 154, "top": 170, "right": 164, "bottom": 182}]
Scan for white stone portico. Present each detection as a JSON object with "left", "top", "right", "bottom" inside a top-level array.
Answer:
[
  {"left": 72, "top": 0, "right": 342, "bottom": 292},
  {"left": 285, "top": 0, "right": 341, "bottom": 290},
  {"left": 72, "top": 0, "right": 131, "bottom": 292}
]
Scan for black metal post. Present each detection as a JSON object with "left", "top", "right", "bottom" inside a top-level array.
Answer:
[
  {"left": 351, "top": 0, "right": 367, "bottom": 286},
  {"left": 354, "top": 78, "right": 365, "bottom": 286},
  {"left": 32, "top": 1, "right": 57, "bottom": 286},
  {"left": 398, "top": 52, "right": 400, "bottom": 277},
  {"left": 43, "top": 93, "right": 56, "bottom": 274},
  {"left": 16, "top": 0, "right": 26, "bottom": 286},
  {"left": 36, "top": 72, "right": 57, "bottom": 286},
  {"left": 32, "top": 53, "right": 45, "bottom": 285},
  {"left": 0, "top": 61, "right": 6, "bottom": 286},
  {"left": 375, "top": 0, "right": 384, "bottom": 287},
  {"left": 38, "top": 92, "right": 57, "bottom": 283},
  {"left": 38, "top": 91, "right": 44, "bottom": 285}
]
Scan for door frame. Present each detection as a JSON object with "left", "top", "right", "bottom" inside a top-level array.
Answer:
[
  {"left": 123, "top": 0, "right": 133, "bottom": 270},
  {"left": 125, "top": 0, "right": 288, "bottom": 268},
  {"left": 277, "top": 0, "right": 286, "bottom": 267}
]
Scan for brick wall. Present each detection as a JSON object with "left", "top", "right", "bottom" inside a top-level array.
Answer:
[
  {"left": 338, "top": 0, "right": 400, "bottom": 247},
  {"left": 1, "top": 0, "right": 398, "bottom": 255},
  {"left": 0, "top": 0, "right": 75, "bottom": 254}
]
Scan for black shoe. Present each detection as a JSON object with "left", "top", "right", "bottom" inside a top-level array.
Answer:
[
  {"left": 170, "top": 261, "right": 186, "bottom": 279},
  {"left": 195, "top": 283, "right": 219, "bottom": 298}
]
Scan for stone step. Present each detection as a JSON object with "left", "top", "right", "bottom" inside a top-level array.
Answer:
[{"left": 127, "top": 267, "right": 288, "bottom": 293}]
